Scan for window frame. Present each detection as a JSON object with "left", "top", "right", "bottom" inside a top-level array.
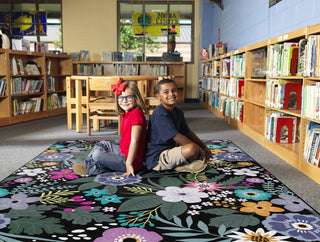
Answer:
[{"left": 117, "top": 1, "right": 194, "bottom": 64}]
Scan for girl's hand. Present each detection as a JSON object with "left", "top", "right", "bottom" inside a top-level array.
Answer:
[{"left": 123, "top": 164, "right": 135, "bottom": 177}]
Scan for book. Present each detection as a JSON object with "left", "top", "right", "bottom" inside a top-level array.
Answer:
[
  {"left": 113, "top": 51, "right": 123, "bottom": 61},
  {"left": 69, "top": 52, "right": 80, "bottom": 61},
  {"left": 80, "top": 50, "right": 89, "bottom": 61},
  {"left": 124, "top": 52, "right": 134, "bottom": 62},
  {"left": 200, "top": 48, "right": 209, "bottom": 61},
  {"left": 101, "top": 51, "right": 112, "bottom": 61},
  {"left": 25, "top": 64, "right": 40, "bottom": 75}
]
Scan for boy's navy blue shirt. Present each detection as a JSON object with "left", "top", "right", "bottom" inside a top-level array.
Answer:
[{"left": 144, "top": 104, "right": 190, "bottom": 169}]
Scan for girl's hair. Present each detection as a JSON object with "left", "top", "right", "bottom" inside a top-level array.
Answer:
[
  {"left": 155, "top": 79, "right": 177, "bottom": 94},
  {"left": 116, "top": 81, "right": 147, "bottom": 115}
]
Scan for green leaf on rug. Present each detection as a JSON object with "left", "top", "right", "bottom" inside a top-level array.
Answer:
[
  {"left": 159, "top": 176, "right": 184, "bottom": 187},
  {"left": 57, "top": 207, "right": 114, "bottom": 225},
  {"left": 8, "top": 216, "right": 66, "bottom": 235},
  {"left": 118, "top": 195, "right": 163, "bottom": 212},
  {"left": 7, "top": 205, "right": 56, "bottom": 219},
  {"left": 161, "top": 201, "right": 187, "bottom": 220},
  {"left": 209, "top": 214, "right": 260, "bottom": 228}
]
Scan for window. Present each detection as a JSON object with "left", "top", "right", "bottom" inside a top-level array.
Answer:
[
  {"left": 0, "top": 0, "right": 62, "bottom": 52},
  {"left": 118, "top": 1, "right": 194, "bottom": 63}
]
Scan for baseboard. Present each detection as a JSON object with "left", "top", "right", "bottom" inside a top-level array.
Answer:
[{"left": 185, "top": 98, "right": 200, "bottom": 103}]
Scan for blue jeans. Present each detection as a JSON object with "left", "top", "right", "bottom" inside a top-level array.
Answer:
[{"left": 84, "top": 141, "right": 126, "bottom": 175}]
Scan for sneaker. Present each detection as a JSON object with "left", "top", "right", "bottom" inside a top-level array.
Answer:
[
  {"left": 175, "top": 160, "right": 207, "bottom": 173},
  {"left": 72, "top": 163, "right": 87, "bottom": 175}
]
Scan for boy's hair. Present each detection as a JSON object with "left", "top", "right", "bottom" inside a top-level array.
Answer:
[
  {"left": 116, "top": 81, "right": 147, "bottom": 115},
  {"left": 155, "top": 79, "right": 177, "bottom": 94}
]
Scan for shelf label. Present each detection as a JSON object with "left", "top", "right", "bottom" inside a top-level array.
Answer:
[
  {"left": 283, "top": 34, "right": 288, "bottom": 40},
  {"left": 278, "top": 36, "right": 283, "bottom": 41},
  {"left": 234, "top": 50, "right": 239, "bottom": 54}
]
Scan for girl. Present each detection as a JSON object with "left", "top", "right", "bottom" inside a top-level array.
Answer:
[{"left": 73, "top": 79, "right": 147, "bottom": 177}]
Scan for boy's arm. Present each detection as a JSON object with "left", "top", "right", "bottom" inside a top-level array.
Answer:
[{"left": 185, "top": 130, "right": 212, "bottom": 159}]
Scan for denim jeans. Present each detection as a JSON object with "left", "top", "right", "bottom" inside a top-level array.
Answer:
[{"left": 84, "top": 141, "right": 126, "bottom": 175}]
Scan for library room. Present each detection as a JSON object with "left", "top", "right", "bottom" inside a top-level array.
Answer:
[{"left": 1, "top": 0, "right": 320, "bottom": 241}]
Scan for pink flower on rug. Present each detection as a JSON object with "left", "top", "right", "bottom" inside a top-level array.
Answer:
[
  {"left": 184, "top": 181, "right": 225, "bottom": 192},
  {"left": 94, "top": 227, "right": 162, "bottom": 242},
  {"left": 49, "top": 169, "right": 78, "bottom": 180}
]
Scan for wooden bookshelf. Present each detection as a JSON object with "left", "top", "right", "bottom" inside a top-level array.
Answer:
[
  {"left": 199, "top": 22, "right": 320, "bottom": 184},
  {"left": 72, "top": 61, "right": 185, "bottom": 103},
  {"left": 0, "top": 49, "right": 72, "bottom": 126}
]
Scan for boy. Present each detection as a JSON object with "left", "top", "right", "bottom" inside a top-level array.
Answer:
[{"left": 144, "top": 79, "right": 211, "bottom": 172}]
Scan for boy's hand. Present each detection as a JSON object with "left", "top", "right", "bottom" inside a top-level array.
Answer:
[{"left": 123, "top": 164, "right": 135, "bottom": 177}]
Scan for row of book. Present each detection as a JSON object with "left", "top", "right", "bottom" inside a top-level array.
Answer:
[
  {"left": 69, "top": 51, "right": 144, "bottom": 62},
  {"left": 266, "top": 35, "right": 320, "bottom": 78},
  {"left": 0, "top": 79, "right": 6, "bottom": 96},
  {"left": 220, "top": 96, "right": 244, "bottom": 122},
  {"left": 78, "top": 64, "right": 104, "bottom": 76},
  {"left": 230, "top": 53, "right": 245, "bottom": 77},
  {"left": 304, "top": 121, "right": 320, "bottom": 166},
  {"left": 265, "top": 110, "right": 299, "bottom": 143},
  {"left": 200, "top": 60, "right": 220, "bottom": 76},
  {"left": 200, "top": 89, "right": 244, "bottom": 123},
  {"left": 302, "top": 83, "right": 320, "bottom": 120},
  {"left": 47, "top": 76, "right": 56, "bottom": 92},
  {"left": 10, "top": 78, "right": 43, "bottom": 95},
  {"left": 265, "top": 79, "right": 302, "bottom": 110},
  {"left": 48, "top": 94, "right": 67, "bottom": 110},
  {"left": 10, "top": 57, "right": 41, "bottom": 76},
  {"left": 267, "top": 42, "right": 300, "bottom": 77},
  {"left": 113, "top": 64, "right": 139, "bottom": 76},
  {"left": 221, "top": 59, "right": 231, "bottom": 77},
  {"left": 201, "top": 77, "right": 219, "bottom": 92},
  {"left": 146, "top": 64, "right": 168, "bottom": 76},
  {"left": 219, "top": 78, "right": 244, "bottom": 98},
  {"left": 12, "top": 97, "right": 42, "bottom": 116}
]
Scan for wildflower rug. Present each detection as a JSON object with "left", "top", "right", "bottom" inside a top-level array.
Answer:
[{"left": 0, "top": 140, "right": 320, "bottom": 242}]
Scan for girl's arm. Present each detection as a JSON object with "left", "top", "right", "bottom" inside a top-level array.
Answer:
[{"left": 122, "top": 125, "right": 142, "bottom": 177}]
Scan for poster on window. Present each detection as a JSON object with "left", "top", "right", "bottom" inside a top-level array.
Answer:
[
  {"left": 11, "top": 11, "right": 47, "bottom": 36},
  {"left": 132, "top": 12, "right": 179, "bottom": 37}
]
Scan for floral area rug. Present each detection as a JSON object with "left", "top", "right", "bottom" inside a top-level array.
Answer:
[{"left": 0, "top": 139, "right": 320, "bottom": 242}]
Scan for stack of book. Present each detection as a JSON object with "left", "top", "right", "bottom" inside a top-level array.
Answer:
[
  {"left": 219, "top": 96, "right": 244, "bottom": 122},
  {"left": 10, "top": 78, "right": 43, "bottom": 95},
  {"left": 113, "top": 64, "right": 139, "bottom": 76},
  {"left": 302, "top": 82, "right": 320, "bottom": 120},
  {"left": 231, "top": 53, "right": 245, "bottom": 77},
  {"left": 47, "top": 76, "right": 55, "bottom": 92},
  {"left": 265, "top": 79, "right": 302, "bottom": 110},
  {"left": 304, "top": 121, "right": 320, "bottom": 166},
  {"left": 12, "top": 97, "right": 42, "bottom": 116},
  {"left": 265, "top": 110, "right": 298, "bottom": 143},
  {"left": 48, "top": 93, "right": 66, "bottom": 110},
  {"left": 0, "top": 79, "right": 6, "bottom": 96},
  {"left": 267, "top": 42, "right": 299, "bottom": 77}
]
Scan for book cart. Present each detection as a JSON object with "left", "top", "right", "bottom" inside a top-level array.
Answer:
[
  {"left": 200, "top": 23, "right": 320, "bottom": 184},
  {"left": 0, "top": 49, "right": 72, "bottom": 126},
  {"left": 72, "top": 61, "right": 185, "bottom": 103}
]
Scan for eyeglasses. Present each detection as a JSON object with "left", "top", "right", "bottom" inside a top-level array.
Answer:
[{"left": 117, "top": 95, "right": 135, "bottom": 103}]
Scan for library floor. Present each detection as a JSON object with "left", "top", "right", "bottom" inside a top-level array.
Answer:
[{"left": 0, "top": 103, "right": 319, "bottom": 213}]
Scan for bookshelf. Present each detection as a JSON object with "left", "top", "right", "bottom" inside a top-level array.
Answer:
[
  {"left": 72, "top": 61, "right": 185, "bottom": 103},
  {"left": 0, "top": 49, "right": 72, "bottom": 126},
  {"left": 199, "top": 23, "right": 320, "bottom": 184}
]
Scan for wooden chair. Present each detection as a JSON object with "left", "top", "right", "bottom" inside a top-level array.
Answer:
[
  {"left": 86, "top": 76, "right": 121, "bottom": 136},
  {"left": 66, "top": 76, "right": 88, "bottom": 132}
]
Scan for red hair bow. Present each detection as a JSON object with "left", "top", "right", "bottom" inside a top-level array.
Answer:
[{"left": 111, "top": 78, "right": 126, "bottom": 96}]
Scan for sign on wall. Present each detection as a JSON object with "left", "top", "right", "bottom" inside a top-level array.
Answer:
[{"left": 132, "top": 12, "right": 179, "bottom": 37}]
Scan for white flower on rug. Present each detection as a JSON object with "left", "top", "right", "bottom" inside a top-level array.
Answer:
[
  {"left": 156, "top": 186, "right": 208, "bottom": 203},
  {"left": 17, "top": 168, "right": 46, "bottom": 177},
  {"left": 233, "top": 168, "right": 260, "bottom": 176},
  {"left": 228, "top": 228, "right": 290, "bottom": 242}
]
